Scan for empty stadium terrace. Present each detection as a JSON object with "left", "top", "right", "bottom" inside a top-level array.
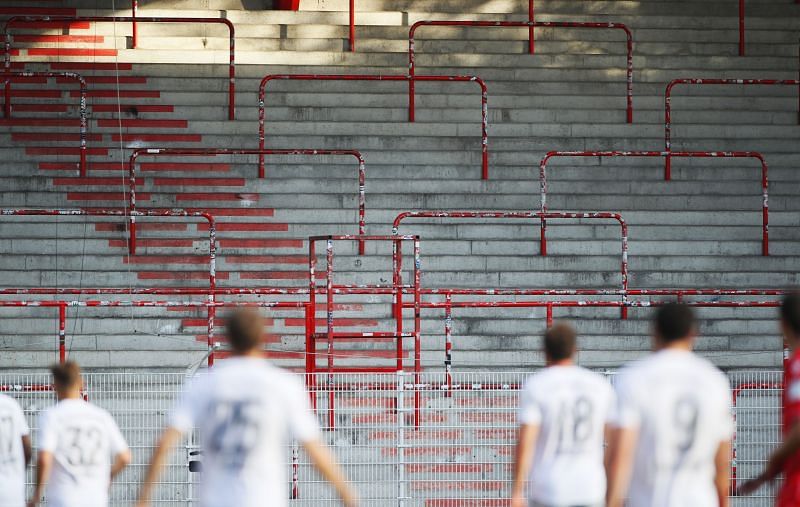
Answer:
[{"left": 0, "top": 0, "right": 797, "bottom": 505}]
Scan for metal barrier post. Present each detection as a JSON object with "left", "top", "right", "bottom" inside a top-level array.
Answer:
[
  {"left": 528, "top": 0, "right": 535, "bottom": 54},
  {"left": 58, "top": 302, "right": 66, "bottom": 363},
  {"left": 397, "top": 370, "right": 406, "bottom": 507}
]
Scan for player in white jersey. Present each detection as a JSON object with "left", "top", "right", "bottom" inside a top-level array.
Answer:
[
  {"left": 0, "top": 392, "right": 31, "bottom": 507},
  {"left": 27, "top": 361, "right": 131, "bottom": 507},
  {"left": 511, "top": 322, "right": 615, "bottom": 507},
  {"left": 136, "top": 308, "right": 357, "bottom": 507},
  {"left": 606, "top": 303, "right": 733, "bottom": 507}
]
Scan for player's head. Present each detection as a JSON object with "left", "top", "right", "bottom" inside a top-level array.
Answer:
[
  {"left": 226, "top": 308, "right": 265, "bottom": 355},
  {"left": 780, "top": 292, "right": 800, "bottom": 348},
  {"left": 653, "top": 303, "right": 697, "bottom": 349},
  {"left": 543, "top": 321, "right": 577, "bottom": 365},
  {"left": 50, "top": 361, "right": 82, "bottom": 399}
]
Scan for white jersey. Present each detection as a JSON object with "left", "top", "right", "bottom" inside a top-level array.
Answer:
[
  {"left": 37, "top": 399, "right": 128, "bottom": 507},
  {"left": 170, "top": 358, "right": 321, "bottom": 507},
  {"left": 0, "top": 394, "right": 30, "bottom": 507},
  {"left": 518, "top": 365, "right": 615, "bottom": 505},
  {"left": 612, "top": 349, "right": 734, "bottom": 507}
]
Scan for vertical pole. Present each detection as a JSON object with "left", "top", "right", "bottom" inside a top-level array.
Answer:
[
  {"left": 664, "top": 85, "right": 673, "bottom": 180},
  {"left": 626, "top": 29, "right": 633, "bottom": 123},
  {"left": 258, "top": 81, "right": 266, "bottom": 178},
  {"left": 528, "top": 0, "right": 535, "bottom": 54},
  {"left": 621, "top": 220, "right": 628, "bottom": 319},
  {"left": 357, "top": 156, "right": 366, "bottom": 255},
  {"left": 291, "top": 442, "right": 299, "bottom": 499},
  {"left": 78, "top": 79, "right": 87, "bottom": 177},
  {"left": 762, "top": 159, "right": 769, "bottom": 256},
  {"left": 5, "top": 32, "right": 12, "bottom": 119},
  {"left": 132, "top": 0, "right": 138, "bottom": 49},
  {"left": 326, "top": 238, "right": 335, "bottom": 430},
  {"left": 546, "top": 303, "right": 553, "bottom": 328},
  {"left": 308, "top": 240, "right": 318, "bottom": 410},
  {"left": 540, "top": 216, "right": 547, "bottom": 256},
  {"left": 797, "top": 40, "right": 799, "bottom": 125},
  {"left": 129, "top": 156, "right": 138, "bottom": 255},
  {"left": 349, "top": 0, "right": 355, "bottom": 52},
  {"left": 480, "top": 81, "right": 489, "bottom": 180},
  {"left": 396, "top": 370, "right": 406, "bottom": 507},
  {"left": 394, "top": 239, "right": 404, "bottom": 372},
  {"left": 413, "top": 237, "right": 421, "bottom": 429},
  {"left": 738, "top": 0, "right": 745, "bottom": 56},
  {"left": 58, "top": 303, "right": 66, "bottom": 364},
  {"left": 207, "top": 215, "right": 216, "bottom": 367},
  {"left": 408, "top": 43, "right": 416, "bottom": 122},
  {"left": 228, "top": 24, "right": 235, "bottom": 121},
  {"left": 444, "top": 293, "right": 452, "bottom": 398}
]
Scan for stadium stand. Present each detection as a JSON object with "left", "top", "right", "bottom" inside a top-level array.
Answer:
[{"left": 0, "top": 0, "right": 797, "bottom": 503}]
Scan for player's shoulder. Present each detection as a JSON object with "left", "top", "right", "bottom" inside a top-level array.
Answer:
[{"left": 0, "top": 392, "right": 19, "bottom": 408}]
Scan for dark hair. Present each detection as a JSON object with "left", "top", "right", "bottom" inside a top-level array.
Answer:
[
  {"left": 654, "top": 303, "right": 696, "bottom": 343},
  {"left": 226, "top": 308, "right": 265, "bottom": 353},
  {"left": 781, "top": 293, "right": 800, "bottom": 336},
  {"left": 51, "top": 361, "right": 81, "bottom": 389},
  {"left": 544, "top": 322, "right": 577, "bottom": 361}
]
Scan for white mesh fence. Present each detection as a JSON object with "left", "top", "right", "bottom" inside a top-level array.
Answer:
[{"left": 0, "top": 370, "right": 783, "bottom": 506}]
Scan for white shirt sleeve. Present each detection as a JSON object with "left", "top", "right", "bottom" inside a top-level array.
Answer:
[
  {"left": 518, "top": 380, "right": 542, "bottom": 425},
  {"left": 612, "top": 372, "right": 641, "bottom": 429},
  {"left": 286, "top": 376, "right": 320, "bottom": 443},
  {"left": 169, "top": 378, "right": 201, "bottom": 434},
  {"left": 715, "top": 374, "right": 735, "bottom": 442},
  {"left": 37, "top": 410, "right": 57, "bottom": 453},
  {"left": 105, "top": 412, "right": 129, "bottom": 455}
]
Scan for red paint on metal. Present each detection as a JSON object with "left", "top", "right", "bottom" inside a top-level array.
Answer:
[
  {"left": 4, "top": 15, "right": 235, "bottom": 120},
  {"left": 1, "top": 71, "right": 87, "bottom": 175},
  {"left": 408, "top": 20, "right": 633, "bottom": 124},
  {"left": 539, "top": 150, "right": 770, "bottom": 256},
  {"left": 664, "top": 78, "right": 800, "bottom": 180},
  {"left": 127, "top": 148, "right": 367, "bottom": 255},
  {"left": 259, "top": 74, "right": 489, "bottom": 179}
]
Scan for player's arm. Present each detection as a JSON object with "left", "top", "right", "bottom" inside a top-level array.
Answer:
[
  {"left": 510, "top": 423, "right": 539, "bottom": 507},
  {"left": 605, "top": 426, "right": 638, "bottom": 507},
  {"left": 714, "top": 439, "right": 732, "bottom": 507},
  {"left": 135, "top": 427, "right": 183, "bottom": 507},
  {"left": 739, "top": 419, "right": 800, "bottom": 494},
  {"left": 111, "top": 448, "right": 132, "bottom": 480},
  {"left": 303, "top": 438, "right": 358, "bottom": 507},
  {"left": 27, "top": 450, "right": 53, "bottom": 507},
  {"left": 21, "top": 434, "right": 32, "bottom": 466}
]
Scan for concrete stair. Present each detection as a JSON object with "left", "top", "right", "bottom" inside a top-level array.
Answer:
[{"left": 0, "top": 0, "right": 796, "bottom": 376}]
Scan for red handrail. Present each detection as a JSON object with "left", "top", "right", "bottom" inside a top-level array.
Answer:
[
  {"left": 392, "top": 210, "right": 630, "bottom": 318},
  {"left": 308, "top": 235, "right": 421, "bottom": 427},
  {"left": 259, "top": 73, "right": 489, "bottom": 179},
  {"left": 0, "top": 208, "right": 217, "bottom": 364},
  {"left": 539, "top": 150, "right": 770, "bottom": 256},
  {"left": 409, "top": 20, "right": 633, "bottom": 124},
  {"left": 3, "top": 15, "right": 236, "bottom": 120},
  {"left": 128, "top": 148, "right": 367, "bottom": 256},
  {"left": 1, "top": 71, "right": 87, "bottom": 175},
  {"left": 132, "top": 0, "right": 138, "bottom": 48},
  {"left": 665, "top": 78, "right": 800, "bottom": 178}
]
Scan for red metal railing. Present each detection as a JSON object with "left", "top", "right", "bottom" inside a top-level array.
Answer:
[
  {"left": 1, "top": 71, "right": 87, "bottom": 174},
  {"left": 409, "top": 20, "right": 633, "bottom": 123},
  {"left": 539, "top": 150, "right": 770, "bottom": 256},
  {"left": 665, "top": 78, "right": 800, "bottom": 177},
  {"left": 0, "top": 208, "right": 217, "bottom": 364},
  {"left": 259, "top": 74, "right": 490, "bottom": 179},
  {"left": 127, "top": 148, "right": 367, "bottom": 255},
  {"left": 308, "top": 235, "right": 421, "bottom": 427},
  {"left": 4, "top": 15, "right": 236, "bottom": 120}
]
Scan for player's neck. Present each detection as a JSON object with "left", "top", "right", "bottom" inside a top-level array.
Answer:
[
  {"left": 231, "top": 349, "right": 265, "bottom": 359},
  {"left": 56, "top": 389, "right": 82, "bottom": 401},
  {"left": 546, "top": 358, "right": 574, "bottom": 368},
  {"left": 655, "top": 340, "right": 693, "bottom": 353}
]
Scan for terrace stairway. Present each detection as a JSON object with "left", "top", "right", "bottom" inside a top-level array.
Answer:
[{"left": 0, "top": 0, "right": 797, "bottom": 372}]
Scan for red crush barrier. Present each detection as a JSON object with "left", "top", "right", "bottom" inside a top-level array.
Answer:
[
  {"left": 1, "top": 71, "right": 87, "bottom": 175},
  {"left": 0, "top": 208, "right": 217, "bottom": 364},
  {"left": 664, "top": 78, "right": 800, "bottom": 178},
  {"left": 127, "top": 148, "right": 367, "bottom": 255},
  {"left": 409, "top": 20, "right": 633, "bottom": 123},
  {"left": 258, "top": 74, "right": 490, "bottom": 179},
  {"left": 539, "top": 150, "right": 770, "bottom": 256},
  {"left": 4, "top": 15, "right": 236, "bottom": 120}
]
